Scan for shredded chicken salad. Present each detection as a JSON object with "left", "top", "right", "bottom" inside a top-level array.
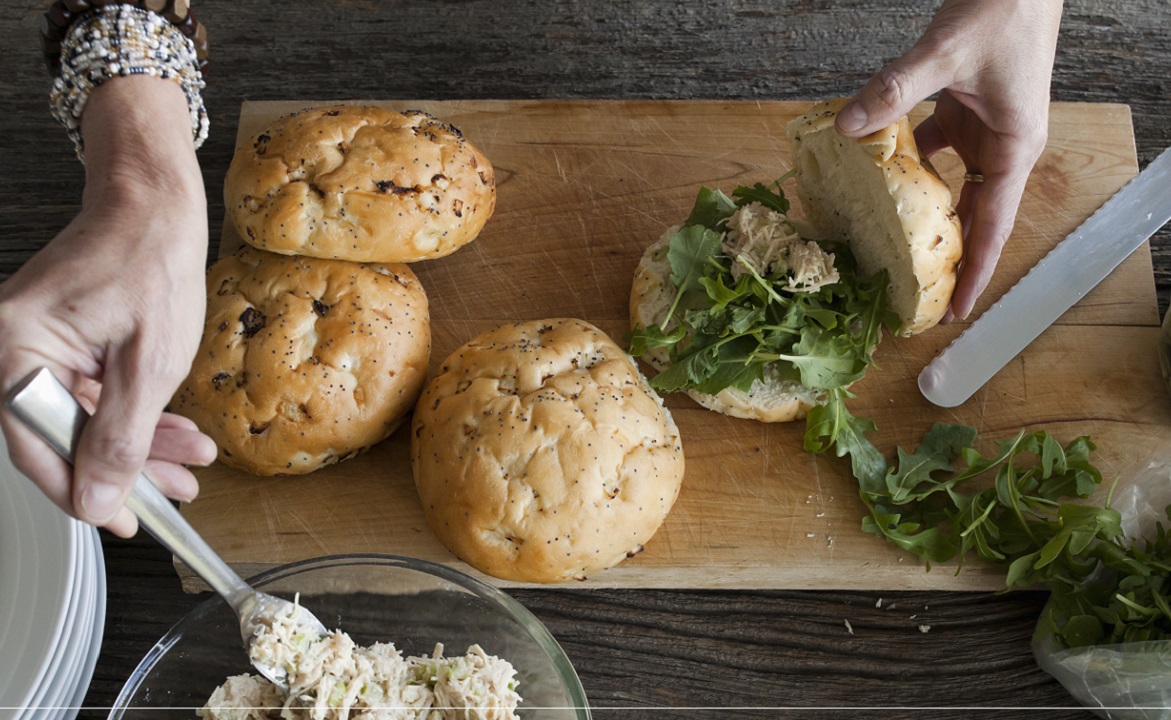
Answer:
[
  {"left": 197, "top": 600, "right": 522, "bottom": 720},
  {"left": 722, "top": 202, "right": 839, "bottom": 292}
]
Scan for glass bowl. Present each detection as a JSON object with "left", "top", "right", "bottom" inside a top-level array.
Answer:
[{"left": 110, "top": 554, "right": 590, "bottom": 718}]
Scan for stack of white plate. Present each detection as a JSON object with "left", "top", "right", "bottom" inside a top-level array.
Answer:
[{"left": 0, "top": 434, "right": 106, "bottom": 720}]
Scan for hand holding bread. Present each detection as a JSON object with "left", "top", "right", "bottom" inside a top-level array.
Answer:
[
  {"left": 836, "top": 0, "right": 1063, "bottom": 320},
  {"left": 629, "top": 98, "right": 962, "bottom": 425}
]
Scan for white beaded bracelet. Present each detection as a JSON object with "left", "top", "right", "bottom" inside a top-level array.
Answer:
[{"left": 49, "top": 5, "right": 208, "bottom": 160}]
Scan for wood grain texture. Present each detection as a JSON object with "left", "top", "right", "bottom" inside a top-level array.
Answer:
[
  {"left": 177, "top": 99, "right": 1170, "bottom": 595},
  {"left": 2, "top": 1, "right": 1169, "bottom": 718}
]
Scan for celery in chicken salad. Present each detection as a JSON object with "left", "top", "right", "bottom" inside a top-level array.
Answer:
[{"left": 198, "top": 600, "right": 521, "bottom": 720}]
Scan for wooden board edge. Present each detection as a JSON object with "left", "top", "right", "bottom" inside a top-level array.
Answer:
[{"left": 175, "top": 557, "right": 1009, "bottom": 594}]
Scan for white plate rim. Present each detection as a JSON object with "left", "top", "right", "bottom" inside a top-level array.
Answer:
[
  {"left": 0, "top": 474, "right": 21, "bottom": 658},
  {"left": 0, "top": 436, "right": 78, "bottom": 716},
  {"left": 21, "top": 522, "right": 94, "bottom": 720},
  {"left": 17, "top": 521, "right": 85, "bottom": 720},
  {"left": 42, "top": 527, "right": 103, "bottom": 720},
  {"left": 68, "top": 528, "right": 105, "bottom": 720}
]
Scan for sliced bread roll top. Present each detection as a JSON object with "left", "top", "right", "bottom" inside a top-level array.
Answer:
[{"left": 785, "top": 97, "right": 963, "bottom": 335}]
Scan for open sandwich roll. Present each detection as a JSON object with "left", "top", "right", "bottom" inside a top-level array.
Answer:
[{"left": 628, "top": 97, "right": 963, "bottom": 423}]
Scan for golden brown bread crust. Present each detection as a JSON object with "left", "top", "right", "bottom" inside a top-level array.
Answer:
[
  {"left": 172, "top": 247, "right": 431, "bottom": 475},
  {"left": 225, "top": 105, "right": 496, "bottom": 263},
  {"left": 411, "top": 318, "right": 685, "bottom": 583},
  {"left": 785, "top": 97, "right": 963, "bottom": 335}
]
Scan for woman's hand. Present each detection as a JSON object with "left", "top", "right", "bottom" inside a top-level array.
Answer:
[
  {"left": 0, "top": 75, "right": 217, "bottom": 537},
  {"left": 836, "top": 0, "right": 1064, "bottom": 321}
]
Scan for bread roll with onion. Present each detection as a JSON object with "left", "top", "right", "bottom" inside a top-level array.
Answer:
[
  {"left": 225, "top": 105, "right": 495, "bottom": 264},
  {"left": 411, "top": 318, "right": 684, "bottom": 583},
  {"left": 172, "top": 247, "right": 430, "bottom": 475}
]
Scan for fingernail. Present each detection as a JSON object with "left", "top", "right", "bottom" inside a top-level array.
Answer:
[
  {"left": 837, "top": 102, "right": 868, "bottom": 134},
  {"left": 81, "top": 482, "right": 122, "bottom": 522},
  {"left": 177, "top": 486, "right": 199, "bottom": 504}
]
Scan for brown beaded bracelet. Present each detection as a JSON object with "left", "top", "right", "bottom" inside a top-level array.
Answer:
[{"left": 40, "top": 0, "right": 209, "bottom": 75}]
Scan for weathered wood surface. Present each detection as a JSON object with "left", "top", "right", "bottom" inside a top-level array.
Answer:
[
  {"left": 2, "top": 1, "right": 1171, "bottom": 717},
  {"left": 175, "top": 99, "right": 1170, "bottom": 598}
]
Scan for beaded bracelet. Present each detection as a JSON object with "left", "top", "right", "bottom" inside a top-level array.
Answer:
[
  {"left": 49, "top": 5, "right": 208, "bottom": 159},
  {"left": 40, "top": 0, "right": 209, "bottom": 75}
]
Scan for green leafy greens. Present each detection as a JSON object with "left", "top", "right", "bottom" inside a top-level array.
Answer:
[
  {"left": 836, "top": 421, "right": 1171, "bottom": 649},
  {"left": 629, "top": 178, "right": 1171, "bottom": 651},
  {"left": 627, "top": 179, "right": 898, "bottom": 436}
]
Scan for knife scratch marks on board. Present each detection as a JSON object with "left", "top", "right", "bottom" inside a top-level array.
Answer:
[
  {"left": 1020, "top": 355, "right": 1029, "bottom": 403},
  {"left": 543, "top": 246, "right": 584, "bottom": 310},
  {"left": 287, "top": 510, "right": 330, "bottom": 553},
  {"left": 468, "top": 234, "right": 520, "bottom": 315},
  {"left": 437, "top": 239, "right": 519, "bottom": 318},
  {"left": 810, "top": 460, "right": 828, "bottom": 515},
  {"left": 578, "top": 214, "right": 607, "bottom": 306},
  {"left": 261, "top": 496, "right": 278, "bottom": 541},
  {"left": 886, "top": 336, "right": 915, "bottom": 383},
  {"left": 976, "top": 383, "right": 994, "bottom": 433},
  {"left": 438, "top": 261, "right": 471, "bottom": 317},
  {"left": 642, "top": 115, "right": 690, "bottom": 158},
  {"left": 761, "top": 426, "right": 770, "bottom": 479},
  {"left": 553, "top": 149, "right": 568, "bottom": 182},
  {"left": 551, "top": 148, "right": 598, "bottom": 191}
]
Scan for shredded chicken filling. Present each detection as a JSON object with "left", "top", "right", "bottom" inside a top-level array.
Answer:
[
  {"left": 722, "top": 202, "right": 839, "bottom": 292},
  {"left": 197, "top": 600, "right": 521, "bottom": 720}
]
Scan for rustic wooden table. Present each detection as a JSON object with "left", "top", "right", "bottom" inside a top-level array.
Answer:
[{"left": 2, "top": 1, "right": 1170, "bottom": 718}]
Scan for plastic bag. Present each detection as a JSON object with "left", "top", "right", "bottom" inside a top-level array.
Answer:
[
  {"left": 1034, "top": 634, "right": 1171, "bottom": 719},
  {"left": 1032, "top": 459, "right": 1171, "bottom": 719}
]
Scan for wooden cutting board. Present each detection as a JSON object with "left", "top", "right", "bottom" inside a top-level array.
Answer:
[{"left": 178, "top": 99, "right": 1171, "bottom": 592}]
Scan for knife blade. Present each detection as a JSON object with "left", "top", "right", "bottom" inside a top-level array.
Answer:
[{"left": 919, "top": 146, "right": 1171, "bottom": 408}]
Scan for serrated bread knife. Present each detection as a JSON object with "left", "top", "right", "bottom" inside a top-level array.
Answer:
[{"left": 919, "top": 146, "right": 1171, "bottom": 408}]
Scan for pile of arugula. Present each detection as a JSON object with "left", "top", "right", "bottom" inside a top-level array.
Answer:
[
  {"left": 630, "top": 179, "right": 1171, "bottom": 651},
  {"left": 847, "top": 422, "right": 1171, "bottom": 649},
  {"left": 627, "top": 179, "right": 896, "bottom": 435}
]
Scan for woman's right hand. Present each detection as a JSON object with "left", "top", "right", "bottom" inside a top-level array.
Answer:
[
  {"left": 0, "top": 75, "right": 217, "bottom": 537},
  {"left": 835, "top": 0, "right": 1065, "bottom": 321}
]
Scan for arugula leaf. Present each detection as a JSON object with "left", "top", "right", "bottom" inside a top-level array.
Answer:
[
  {"left": 667, "top": 225, "right": 723, "bottom": 294},
  {"left": 698, "top": 274, "right": 751, "bottom": 311},
  {"left": 803, "top": 389, "right": 884, "bottom": 490},
  {"left": 732, "top": 180, "right": 791, "bottom": 215},
  {"left": 626, "top": 323, "right": 687, "bottom": 357},
  {"left": 770, "top": 325, "right": 869, "bottom": 390},
  {"left": 684, "top": 187, "right": 737, "bottom": 228},
  {"left": 883, "top": 423, "right": 977, "bottom": 503},
  {"left": 649, "top": 335, "right": 761, "bottom": 395}
]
